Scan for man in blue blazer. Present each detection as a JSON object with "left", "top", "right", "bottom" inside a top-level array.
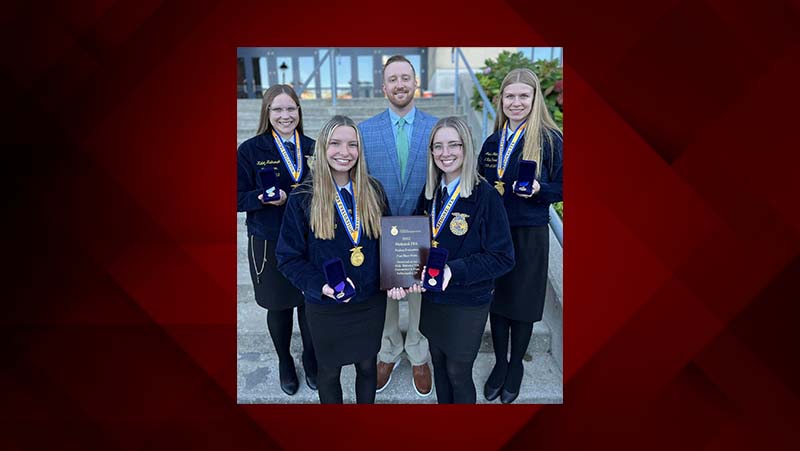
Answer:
[{"left": 359, "top": 55, "right": 438, "bottom": 397}]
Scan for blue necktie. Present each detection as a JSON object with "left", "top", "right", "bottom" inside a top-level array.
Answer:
[
  {"left": 284, "top": 141, "right": 297, "bottom": 165},
  {"left": 340, "top": 188, "right": 354, "bottom": 214}
]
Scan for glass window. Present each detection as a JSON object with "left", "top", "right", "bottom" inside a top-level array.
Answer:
[
  {"left": 298, "top": 56, "right": 316, "bottom": 99},
  {"left": 357, "top": 55, "right": 374, "bottom": 97},
  {"left": 336, "top": 55, "right": 352, "bottom": 90},
  {"left": 318, "top": 52, "right": 332, "bottom": 99},
  {"left": 274, "top": 57, "right": 293, "bottom": 86},
  {"left": 257, "top": 57, "right": 268, "bottom": 94}
]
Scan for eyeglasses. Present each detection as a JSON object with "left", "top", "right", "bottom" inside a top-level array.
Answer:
[
  {"left": 269, "top": 106, "right": 299, "bottom": 114},
  {"left": 431, "top": 142, "right": 463, "bottom": 154}
]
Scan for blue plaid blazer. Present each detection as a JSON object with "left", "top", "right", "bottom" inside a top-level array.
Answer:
[{"left": 359, "top": 109, "right": 438, "bottom": 216}]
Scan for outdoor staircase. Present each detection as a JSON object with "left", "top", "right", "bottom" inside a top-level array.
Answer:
[
  {"left": 237, "top": 96, "right": 464, "bottom": 146},
  {"left": 237, "top": 97, "right": 564, "bottom": 404}
]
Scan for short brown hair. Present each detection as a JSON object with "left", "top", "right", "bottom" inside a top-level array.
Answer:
[{"left": 382, "top": 55, "right": 416, "bottom": 79}]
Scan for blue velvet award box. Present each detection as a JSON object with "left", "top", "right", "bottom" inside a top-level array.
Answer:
[
  {"left": 514, "top": 159, "right": 537, "bottom": 195},
  {"left": 258, "top": 167, "right": 280, "bottom": 202},
  {"left": 323, "top": 257, "right": 356, "bottom": 303},
  {"left": 422, "top": 246, "right": 448, "bottom": 292}
]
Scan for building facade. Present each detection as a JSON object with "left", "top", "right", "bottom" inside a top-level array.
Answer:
[{"left": 237, "top": 47, "right": 563, "bottom": 99}]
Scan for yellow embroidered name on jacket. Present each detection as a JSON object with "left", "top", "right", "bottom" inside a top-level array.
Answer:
[{"left": 483, "top": 152, "right": 499, "bottom": 168}]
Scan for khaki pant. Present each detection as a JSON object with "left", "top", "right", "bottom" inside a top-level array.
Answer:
[{"left": 378, "top": 292, "right": 430, "bottom": 365}]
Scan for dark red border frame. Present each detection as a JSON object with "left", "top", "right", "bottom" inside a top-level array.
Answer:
[{"left": 4, "top": 1, "right": 799, "bottom": 449}]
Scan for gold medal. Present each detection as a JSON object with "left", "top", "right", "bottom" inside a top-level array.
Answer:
[
  {"left": 334, "top": 180, "right": 363, "bottom": 267},
  {"left": 495, "top": 180, "right": 505, "bottom": 196},
  {"left": 350, "top": 246, "right": 364, "bottom": 267},
  {"left": 450, "top": 213, "right": 469, "bottom": 236},
  {"left": 432, "top": 240, "right": 438, "bottom": 248}
]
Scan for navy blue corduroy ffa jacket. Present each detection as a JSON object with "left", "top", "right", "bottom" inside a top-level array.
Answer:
[
  {"left": 478, "top": 129, "right": 563, "bottom": 227},
  {"left": 275, "top": 178, "right": 389, "bottom": 305},
  {"left": 414, "top": 179, "right": 515, "bottom": 306},
  {"left": 237, "top": 132, "right": 315, "bottom": 240}
]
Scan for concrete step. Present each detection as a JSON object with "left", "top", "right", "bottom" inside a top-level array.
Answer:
[
  {"left": 237, "top": 348, "right": 562, "bottom": 404},
  {"left": 237, "top": 289, "right": 552, "bottom": 355},
  {"left": 237, "top": 106, "right": 461, "bottom": 120},
  {"left": 237, "top": 96, "right": 457, "bottom": 112}
]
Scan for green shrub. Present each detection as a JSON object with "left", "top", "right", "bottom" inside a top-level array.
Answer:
[
  {"left": 471, "top": 51, "right": 563, "bottom": 129},
  {"left": 473, "top": 51, "right": 565, "bottom": 222}
]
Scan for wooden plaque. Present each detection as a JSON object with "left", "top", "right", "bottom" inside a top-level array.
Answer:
[{"left": 379, "top": 216, "right": 431, "bottom": 290}]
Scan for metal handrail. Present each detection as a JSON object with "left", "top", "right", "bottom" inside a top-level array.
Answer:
[
  {"left": 550, "top": 206, "right": 563, "bottom": 247},
  {"left": 452, "top": 48, "right": 496, "bottom": 141}
]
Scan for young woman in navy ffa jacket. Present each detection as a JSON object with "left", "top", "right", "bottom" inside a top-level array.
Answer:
[
  {"left": 237, "top": 85, "right": 317, "bottom": 396},
  {"left": 477, "top": 68, "right": 563, "bottom": 404},
  {"left": 390, "top": 116, "right": 514, "bottom": 404},
  {"left": 276, "top": 115, "right": 389, "bottom": 404}
]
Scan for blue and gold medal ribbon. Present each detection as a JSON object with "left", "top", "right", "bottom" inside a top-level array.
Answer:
[
  {"left": 333, "top": 181, "right": 361, "bottom": 247},
  {"left": 496, "top": 120, "right": 526, "bottom": 180},
  {"left": 272, "top": 130, "right": 303, "bottom": 183},
  {"left": 431, "top": 180, "right": 462, "bottom": 244}
]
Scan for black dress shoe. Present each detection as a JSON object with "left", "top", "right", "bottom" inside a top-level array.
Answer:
[
  {"left": 305, "top": 373, "right": 318, "bottom": 391},
  {"left": 484, "top": 382, "right": 503, "bottom": 401},
  {"left": 302, "top": 351, "right": 317, "bottom": 391},
  {"left": 500, "top": 388, "right": 519, "bottom": 404},
  {"left": 279, "top": 361, "right": 299, "bottom": 396}
]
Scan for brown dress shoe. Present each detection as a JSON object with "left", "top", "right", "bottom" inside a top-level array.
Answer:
[
  {"left": 412, "top": 363, "right": 432, "bottom": 397},
  {"left": 376, "top": 359, "right": 401, "bottom": 393}
]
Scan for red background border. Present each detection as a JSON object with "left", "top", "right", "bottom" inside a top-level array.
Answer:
[{"left": 3, "top": 0, "right": 799, "bottom": 449}]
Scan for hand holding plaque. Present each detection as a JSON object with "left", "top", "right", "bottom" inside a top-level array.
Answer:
[{"left": 380, "top": 216, "right": 430, "bottom": 291}]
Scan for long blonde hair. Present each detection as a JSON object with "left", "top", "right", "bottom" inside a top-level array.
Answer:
[
  {"left": 256, "top": 84, "right": 304, "bottom": 136},
  {"left": 493, "top": 68, "right": 562, "bottom": 177},
  {"left": 309, "top": 116, "right": 384, "bottom": 240},
  {"left": 424, "top": 117, "right": 481, "bottom": 200}
]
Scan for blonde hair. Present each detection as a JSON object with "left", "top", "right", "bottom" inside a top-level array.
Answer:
[
  {"left": 256, "top": 84, "right": 304, "bottom": 136},
  {"left": 494, "top": 68, "right": 562, "bottom": 177},
  {"left": 424, "top": 117, "right": 481, "bottom": 200},
  {"left": 309, "top": 116, "right": 384, "bottom": 240}
]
